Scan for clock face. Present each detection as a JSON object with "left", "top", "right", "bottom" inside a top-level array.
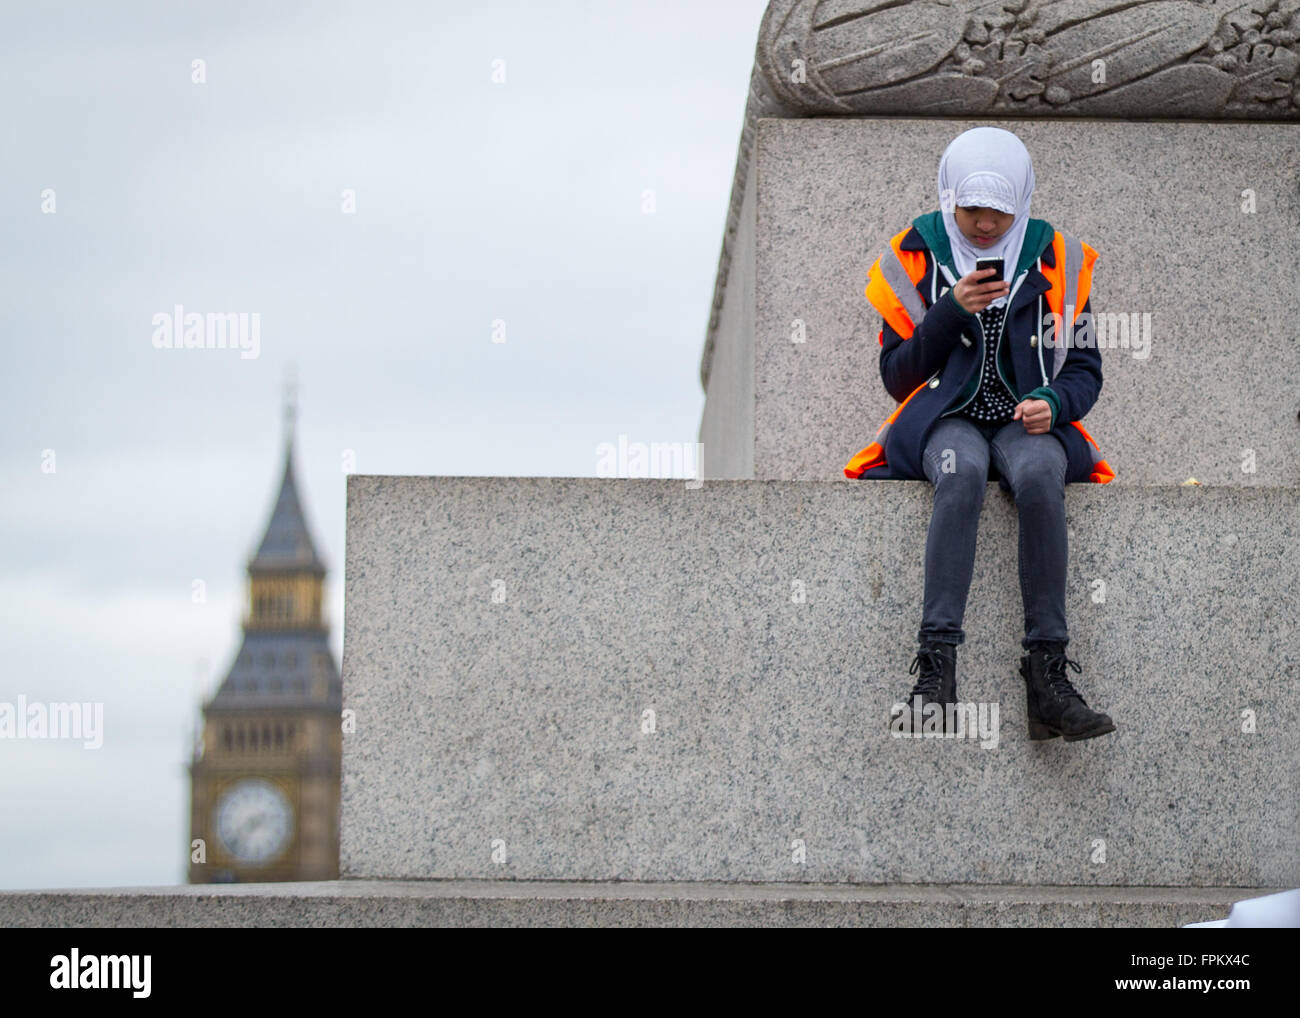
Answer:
[{"left": 214, "top": 778, "right": 293, "bottom": 864}]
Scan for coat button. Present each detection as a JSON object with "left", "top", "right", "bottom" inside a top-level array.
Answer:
[
  {"left": 1030, "top": 335, "right": 1038, "bottom": 347},
  {"left": 928, "top": 377, "right": 940, "bottom": 388}
]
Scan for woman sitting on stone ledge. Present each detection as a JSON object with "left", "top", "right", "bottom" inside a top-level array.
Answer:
[{"left": 845, "top": 126, "right": 1116, "bottom": 743}]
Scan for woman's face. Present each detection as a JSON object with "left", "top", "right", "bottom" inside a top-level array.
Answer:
[{"left": 954, "top": 205, "right": 1015, "bottom": 248}]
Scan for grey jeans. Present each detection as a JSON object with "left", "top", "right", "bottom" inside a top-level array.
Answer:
[{"left": 918, "top": 414, "right": 1069, "bottom": 651}]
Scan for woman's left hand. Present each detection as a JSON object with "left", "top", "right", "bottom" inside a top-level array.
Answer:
[{"left": 1014, "top": 398, "right": 1052, "bottom": 434}]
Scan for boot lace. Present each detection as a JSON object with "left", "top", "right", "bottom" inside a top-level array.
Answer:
[
  {"left": 1042, "top": 648, "right": 1085, "bottom": 703},
  {"left": 908, "top": 646, "right": 947, "bottom": 699}
]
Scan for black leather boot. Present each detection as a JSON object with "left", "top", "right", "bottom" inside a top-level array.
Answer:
[
  {"left": 1020, "top": 641, "right": 1115, "bottom": 742},
  {"left": 888, "top": 639, "right": 957, "bottom": 734}
]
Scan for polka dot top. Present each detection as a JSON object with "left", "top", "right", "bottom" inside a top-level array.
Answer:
[{"left": 958, "top": 301, "right": 1018, "bottom": 423}]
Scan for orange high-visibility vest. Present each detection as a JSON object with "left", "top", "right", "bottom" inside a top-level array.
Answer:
[{"left": 844, "top": 227, "right": 1115, "bottom": 484}]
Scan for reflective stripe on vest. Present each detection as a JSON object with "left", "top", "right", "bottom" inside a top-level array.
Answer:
[
  {"left": 842, "top": 375, "right": 930, "bottom": 478},
  {"left": 1042, "top": 231, "right": 1098, "bottom": 382},
  {"left": 865, "top": 228, "right": 928, "bottom": 342}
]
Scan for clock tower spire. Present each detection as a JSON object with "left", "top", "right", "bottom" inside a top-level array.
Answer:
[{"left": 187, "top": 385, "right": 341, "bottom": 883}]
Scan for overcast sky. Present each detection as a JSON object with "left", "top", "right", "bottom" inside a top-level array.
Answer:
[{"left": 0, "top": 0, "right": 768, "bottom": 890}]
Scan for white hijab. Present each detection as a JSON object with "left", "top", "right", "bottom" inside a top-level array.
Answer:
[{"left": 937, "top": 127, "right": 1035, "bottom": 309}]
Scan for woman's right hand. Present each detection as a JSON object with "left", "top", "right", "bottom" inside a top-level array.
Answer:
[{"left": 952, "top": 267, "right": 1010, "bottom": 314}]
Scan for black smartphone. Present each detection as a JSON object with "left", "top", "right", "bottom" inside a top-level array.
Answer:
[{"left": 975, "top": 257, "right": 1004, "bottom": 283}]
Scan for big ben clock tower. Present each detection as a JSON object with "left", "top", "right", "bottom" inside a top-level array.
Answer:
[{"left": 188, "top": 391, "right": 342, "bottom": 883}]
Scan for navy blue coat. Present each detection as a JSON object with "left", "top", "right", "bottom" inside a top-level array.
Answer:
[{"left": 859, "top": 222, "right": 1106, "bottom": 490}]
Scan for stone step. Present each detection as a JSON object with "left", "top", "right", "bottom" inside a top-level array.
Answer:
[
  {"left": 0, "top": 880, "right": 1275, "bottom": 928},
  {"left": 340, "top": 475, "right": 1300, "bottom": 887}
]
